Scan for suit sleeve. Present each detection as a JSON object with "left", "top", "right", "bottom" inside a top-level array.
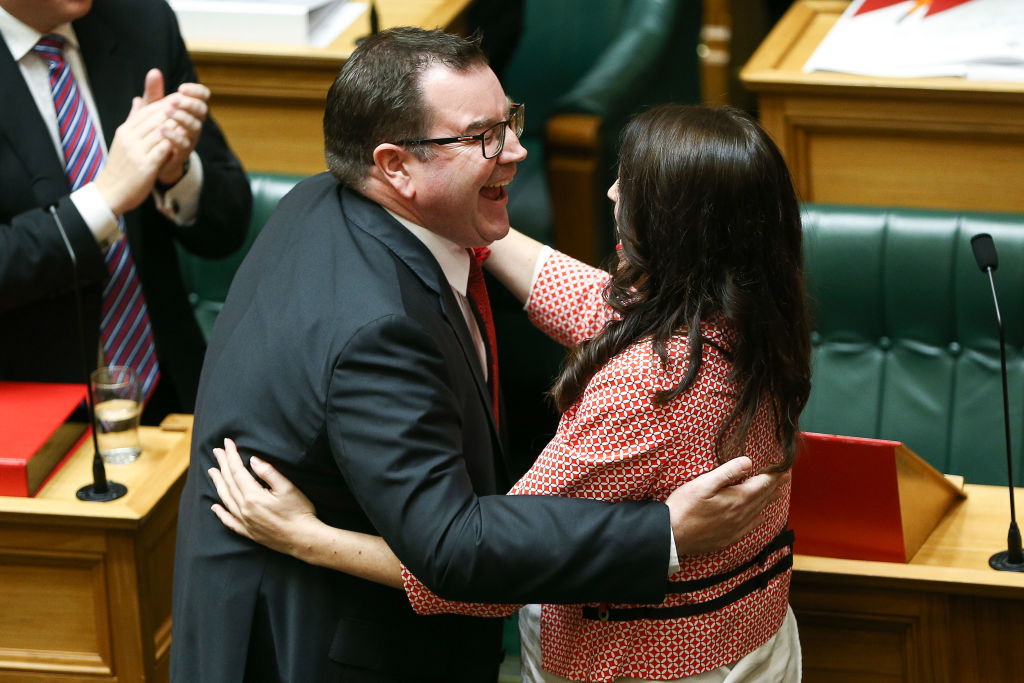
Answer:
[
  {"left": 400, "top": 343, "right": 687, "bottom": 616},
  {"left": 326, "top": 314, "right": 671, "bottom": 605},
  {"left": 0, "top": 196, "right": 108, "bottom": 313},
  {"left": 150, "top": 0, "right": 250, "bottom": 259}
]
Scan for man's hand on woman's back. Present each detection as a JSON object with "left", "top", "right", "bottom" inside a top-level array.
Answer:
[{"left": 666, "top": 457, "right": 790, "bottom": 557}]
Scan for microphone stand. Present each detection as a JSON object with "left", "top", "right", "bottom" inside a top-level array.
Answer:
[
  {"left": 49, "top": 206, "right": 127, "bottom": 502},
  {"left": 971, "top": 233, "right": 1023, "bottom": 571}
]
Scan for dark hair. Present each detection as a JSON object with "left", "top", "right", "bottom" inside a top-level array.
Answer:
[
  {"left": 323, "top": 27, "right": 488, "bottom": 188},
  {"left": 550, "top": 104, "right": 812, "bottom": 471}
]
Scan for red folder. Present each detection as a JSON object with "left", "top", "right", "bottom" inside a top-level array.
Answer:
[
  {"left": 0, "top": 382, "right": 89, "bottom": 497},
  {"left": 791, "top": 432, "right": 966, "bottom": 563}
]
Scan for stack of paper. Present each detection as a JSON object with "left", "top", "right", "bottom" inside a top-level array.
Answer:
[
  {"left": 804, "top": 0, "right": 1024, "bottom": 81},
  {"left": 170, "top": 0, "right": 368, "bottom": 47}
]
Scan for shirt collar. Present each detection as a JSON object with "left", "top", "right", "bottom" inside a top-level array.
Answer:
[
  {"left": 0, "top": 8, "right": 78, "bottom": 62},
  {"left": 386, "top": 210, "right": 471, "bottom": 296}
]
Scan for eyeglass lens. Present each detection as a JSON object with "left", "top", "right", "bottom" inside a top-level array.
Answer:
[{"left": 483, "top": 105, "right": 525, "bottom": 159}]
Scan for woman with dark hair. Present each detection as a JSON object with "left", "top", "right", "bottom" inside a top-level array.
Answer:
[{"left": 210, "top": 103, "right": 811, "bottom": 681}]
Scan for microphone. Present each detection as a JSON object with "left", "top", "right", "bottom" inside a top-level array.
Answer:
[
  {"left": 355, "top": 1, "right": 380, "bottom": 45},
  {"left": 970, "top": 233, "right": 1023, "bottom": 571},
  {"left": 369, "top": 0, "right": 380, "bottom": 35},
  {"left": 49, "top": 205, "right": 127, "bottom": 502}
]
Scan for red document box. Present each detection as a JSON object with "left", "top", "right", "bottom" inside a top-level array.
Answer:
[
  {"left": 0, "top": 382, "right": 89, "bottom": 496},
  {"left": 791, "top": 432, "right": 966, "bottom": 563}
]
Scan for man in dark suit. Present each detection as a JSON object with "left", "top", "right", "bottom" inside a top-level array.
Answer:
[
  {"left": 172, "top": 27, "right": 782, "bottom": 682},
  {"left": 0, "top": 0, "right": 250, "bottom": 420}
]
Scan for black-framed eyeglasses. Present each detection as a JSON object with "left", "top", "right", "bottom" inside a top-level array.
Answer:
[{"left": 399, "top": 103, "right": 524, "bottom": 160}]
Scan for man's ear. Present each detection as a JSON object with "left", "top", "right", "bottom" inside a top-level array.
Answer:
[{"left": 372, "top": 143, "right": 416, "bottom": 199}]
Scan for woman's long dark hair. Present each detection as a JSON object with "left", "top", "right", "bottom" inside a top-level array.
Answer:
[{"left": 550, "top": 104, "right": 811, "bottom": 470}]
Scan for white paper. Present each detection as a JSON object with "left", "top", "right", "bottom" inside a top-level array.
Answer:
[
  {"left": 170, "top": 0, "right": 368, "bottom": 47},
  {"left": 803, "top": 0, "right": 1024, "bottom": 81}
]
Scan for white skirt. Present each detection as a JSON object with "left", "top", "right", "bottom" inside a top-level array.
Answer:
[{"left": 517, "top": 602, "right": 801, "bottom": 683}]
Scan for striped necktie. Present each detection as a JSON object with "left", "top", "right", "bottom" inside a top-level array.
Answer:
[
  {"left": 34, "top": 35, "right": 160, "bottom": 403},
  {"left": 466, "top": 249, "right": 499, "bottom": 426}
]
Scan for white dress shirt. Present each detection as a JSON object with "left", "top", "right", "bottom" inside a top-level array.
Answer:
[{"left": 386, "top": 210, "right": 491, "bottom": 380}]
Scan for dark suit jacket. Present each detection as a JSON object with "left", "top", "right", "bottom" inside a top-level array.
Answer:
[
  {"left": 0, "top": 0, "right": 250, "bottom": 411},
  {"left": 171, "top": 175, "right": 672, "bottom": 682}
]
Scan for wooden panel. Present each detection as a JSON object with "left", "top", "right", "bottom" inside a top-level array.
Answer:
[
  {"left": 0, "top": 419, "right": 191, "bottom": 681},
  {"left": 138, "top": 478, "right": 184, "bottom": 681},
  {"left": 206, "top": 99, "right": 328, "bottom": 175},
  {"left": 791, "top": 580, "right": 949, "bottom": 683},
  {"left": 187, "top": 0, "right": 474, "bottom": 176},
  {"left": 740, "top": 0, "right": 1024, "bottom": 213},
  {"left": 546, "top": 114, "right": 604, "bottom": 265},
  {"left": 947, "top": 593, "right": 1024, "bottom": 681},
  {"left": 699, "top": 0, "right": 731, "bottom": 105},
  {"left": 0, "top": 547, "right": 111, "bottom": 676},
  {"left": 803, "top": 131, "right": 1022, "bottom": 212}
]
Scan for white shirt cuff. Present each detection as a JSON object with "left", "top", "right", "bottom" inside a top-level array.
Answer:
[
  {"left": 668, "top": 523, "right": 681, "bottom": 576},
  {"left": 522, "top": 245, "right": 554, "bottom": 311},
  {"left": 152, "top": 151, "right": 203, "bottom": 226},
  {"left": 71, "top": 183, "right": 120, "bottom": 248}
]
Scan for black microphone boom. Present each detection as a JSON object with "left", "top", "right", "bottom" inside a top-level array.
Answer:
[
  {"left": 970, "top": 232, "right": 1023, "bottom": 571},
  {"left": 48, "top": 205, "right": 126, "bottom": 502}
]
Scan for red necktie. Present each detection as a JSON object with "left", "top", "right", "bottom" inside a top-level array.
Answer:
[
  {"left": 34, "top": 35, "right": 160, "bottom": 402},
  {"left": 466, "top": 251, "right": 499, "bottom": 426}
]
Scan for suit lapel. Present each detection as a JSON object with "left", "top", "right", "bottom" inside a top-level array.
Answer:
[
  {"left": 339, "top": 187, "right": 501, "bottom": 442},
  {"left": 73, "top": 11, "right": 136, "bottom": 148},
  {"left": 0, "top": 36, "right": 70, "bottom": 208}
]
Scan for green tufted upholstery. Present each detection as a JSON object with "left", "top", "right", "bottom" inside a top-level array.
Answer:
[
  {"left": 801, "top": 204, "right": 1024, "bottom": 486},
  {"left": 177, "top": 173, "right": 305, "bottom": 340},
  {"left": 503, "top": 0, "right": 702, "bottom": 257}
]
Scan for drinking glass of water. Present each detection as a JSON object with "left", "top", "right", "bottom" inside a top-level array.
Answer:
[{"left": 90, "top": 365, "right": 142, "bottom": 464}]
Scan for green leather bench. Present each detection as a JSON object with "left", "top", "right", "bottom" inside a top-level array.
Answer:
[
  {"left": 179, "top": 178, "right": 1024, "bottom": 487},
  {"left": 177, "top": 173, "right": 305, "bottom": 340},
  {"left": 800, "top": 204, "right": 1024, "bottom": 487}
]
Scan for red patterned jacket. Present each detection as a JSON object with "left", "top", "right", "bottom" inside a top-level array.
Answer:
[{"left": 401, "top": 251, "right": 792, "bottom": 681}]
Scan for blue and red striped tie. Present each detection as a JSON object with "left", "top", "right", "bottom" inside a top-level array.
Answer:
[{"left": 34, "top": 35, "right": 160, "bottom": 403}]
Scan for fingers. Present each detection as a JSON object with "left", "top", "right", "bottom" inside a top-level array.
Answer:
[
  {"left": 177, "top": 81, "right": 211, "bottom": 101},
  {"left": 159, "top": 119, "right": 193, "bottom": 150},
  {"left": 222, "top": 438, "right": 269, "bottom": 499},
  {"left": 143, "top": 68, "right": 164, "bottom": 105},
  {"left": 211, "top": 446, "right": 246, "bottom": 518},
  {"left": 696, "top": 456, "right": 754, "bottom": 496},
  {"left": 249, "top": 455, "right": 293, "bottom": 495},
  {"left": 208, "top": 459, "right": 243, "bottom": 520},
  {"left": 741, "top": 470, "right": 790, "bottom": 507},
  {"left": 166, "top": 106, "right": 204, "bottom": 137},
  {"left": 211, "top": 502, "right": 253, "bottom": 540}
]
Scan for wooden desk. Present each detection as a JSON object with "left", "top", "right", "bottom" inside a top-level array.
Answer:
[
  {"left": 740, "top": 0, "right": 1024, "bottom": 213},
  {"left": 792, "top": 483, "right": 1024, "bottom": 682},
  {"left": 0, "top": 416, "right": 192, "bottom": 682},
  {"left": 187, "top": 0, "right": 473, "bottom": 175}
]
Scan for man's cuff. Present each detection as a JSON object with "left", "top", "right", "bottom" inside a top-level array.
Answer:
[
  {"left": 153, "top": 151, "right": 203, "bottom": 226},
  {"left": 522, "top": 245, "right": 554, "bottom": 311},
  {"left": 71, "top": 183, "right": 120, "bottom": 248},
  {"left": 668, "top": 521, "right": 681, "bottom": 576}
]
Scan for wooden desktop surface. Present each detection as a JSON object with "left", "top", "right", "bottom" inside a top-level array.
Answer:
[
  {"left": 187, "top": 0, "right": 474, "bottom": 175},
  {"left": 740, "top": 0, "right": 1024, "bottom": 213},
  {"left": 791, "top": 483, "right": 1024, "bottom": 682},
  {"left": 0, "top": 416, "right": 192, "bottom": 682},
  {"left": 796, "top": 483, "right": 1024, "bottom": 595}
]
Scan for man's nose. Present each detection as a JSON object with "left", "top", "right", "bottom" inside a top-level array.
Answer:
[{"left": 499, "top": 128, "right": 527, "bottom": 163}]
